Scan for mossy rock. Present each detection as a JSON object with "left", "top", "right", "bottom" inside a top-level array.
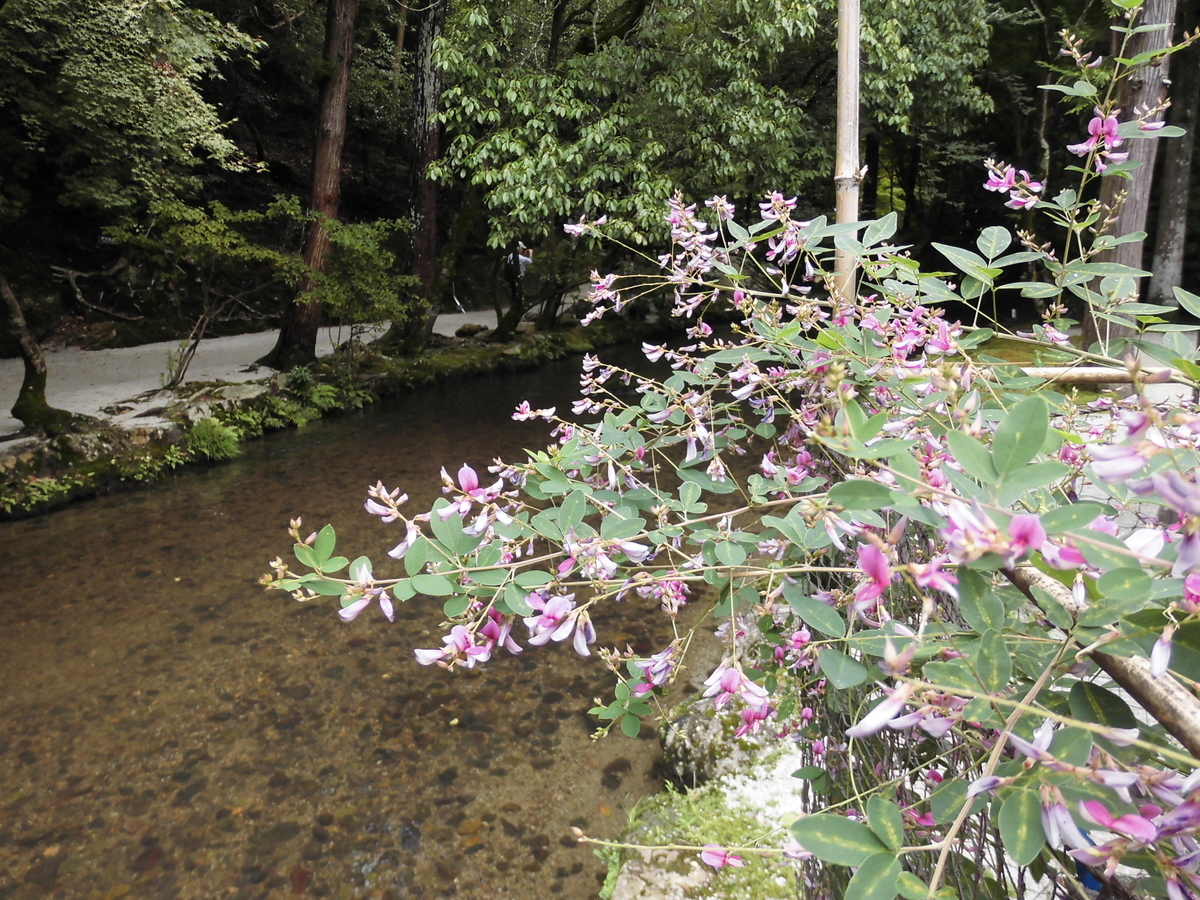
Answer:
[
  {"left": 607, "top": 765, "right": 804, "bottom": 900},
  {"left": 607, "top": 688, "right": 810, "bottom": 900}
]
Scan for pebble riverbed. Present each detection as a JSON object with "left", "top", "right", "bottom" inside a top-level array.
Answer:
[{"left": 0, "top": 355, "right": 676, "bottom": 900}]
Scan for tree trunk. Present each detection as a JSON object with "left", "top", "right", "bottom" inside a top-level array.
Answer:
[
  {"left": 862, "top": 132, "right": 879, "bottom": 218},
  {"left": 900, "top": 139, "right": 921, "bottom": 234},
  {"left": 1081, "top": 0, "right": 1176, "bottom": 350},
  {"left": 1149, "top": 35, "right": 1199, "bottom": 304},
  {"left": 1, "top": 273, "right": 85, "bottom": 435},
  {"left": 494, "top": 239, "right": 526, "bottom": 341},
  {"left": 376, "top": 0, "right": 448, "bottom": 356},
  {"left": 536, "top": 226, "right": 572, "bottom": 330},
  {"left": 259, "top": 0, "right": 359, "bottom": 370}
]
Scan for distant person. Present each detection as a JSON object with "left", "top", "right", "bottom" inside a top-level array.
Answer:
[
  {"left": 504, "top": 242, "right": 533, "bottom": 307},
  {"left": 507, "top": 242, "right": 533, "bottom": 276}
]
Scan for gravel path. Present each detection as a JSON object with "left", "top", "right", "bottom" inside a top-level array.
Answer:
[{"left": 0, "top": 312, "right": 499, "bottom": 441}]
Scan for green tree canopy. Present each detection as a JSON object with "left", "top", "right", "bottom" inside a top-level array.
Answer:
[
  {"left": 432, "top": 0, "right": 996, "bottom": 249},
  {"left": 0, "top": 0, "right": 259, "bottom": 222}
]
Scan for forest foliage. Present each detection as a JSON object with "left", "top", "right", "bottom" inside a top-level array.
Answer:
[{"left": 2, "top": 0, "right": 1189, "bottom": 355}]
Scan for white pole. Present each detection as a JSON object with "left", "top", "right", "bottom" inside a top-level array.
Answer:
[{"left": 834, "top": 0, "right": 862, "bottom": 302}]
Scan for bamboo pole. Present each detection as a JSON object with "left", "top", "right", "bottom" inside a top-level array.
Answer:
[
  {"left": 896, "top": 366, "right": 1193, "bottom": 386},
  {"left": 833, "top": 0, "right": 861, "bottom": 302}
]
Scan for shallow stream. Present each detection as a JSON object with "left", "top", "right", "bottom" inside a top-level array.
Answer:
[{"left": 0, "top": 352, "right": 677, "bottom": 900}]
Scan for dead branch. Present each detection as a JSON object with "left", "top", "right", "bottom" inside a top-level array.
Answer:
[{"left": 51, "top": 260, "right": 142, "bottom": 322}]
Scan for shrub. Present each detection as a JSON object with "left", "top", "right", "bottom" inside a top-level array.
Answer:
[{"left": 186, "top": 418, "right": 241, "bottom": 461}]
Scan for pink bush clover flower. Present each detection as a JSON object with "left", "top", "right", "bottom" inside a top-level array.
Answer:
[{"left": 700, "top": 845, "right": 745, "bottom": 869}]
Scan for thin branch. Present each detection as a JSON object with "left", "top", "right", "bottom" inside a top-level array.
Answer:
[{"left": 50, "top": 262, "right": 142, "bottom": 322}]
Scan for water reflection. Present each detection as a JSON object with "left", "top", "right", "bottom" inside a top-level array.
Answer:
[{"left": 0, "top": 353, "right": 673, "bottom": 900}]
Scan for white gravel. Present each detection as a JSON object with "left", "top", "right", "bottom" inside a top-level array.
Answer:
[{"left": 0, "top": 311, "right": 498, "bottom": 442}]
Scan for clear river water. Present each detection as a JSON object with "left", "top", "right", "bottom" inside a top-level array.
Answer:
[{"left": 0, "top": 351, "right": 678, "bottom": 900}]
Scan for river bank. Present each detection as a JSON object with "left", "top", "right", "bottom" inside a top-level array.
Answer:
[{"left": 0, "top": 313, "right": 669, "bottom": 517}]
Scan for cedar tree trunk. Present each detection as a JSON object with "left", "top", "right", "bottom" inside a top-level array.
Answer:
[
  {"left": 1081, "top": 0, "right": 1176, "bottom": 349},
  {"left": 377, "top": 0, "right": 448, "bottom": 355},
  {"left": 259, "top": 0, "right": 358, "bottom": 370},
  {"left": 1149, "top": 39, "right": 1199, "bottom": 304}
]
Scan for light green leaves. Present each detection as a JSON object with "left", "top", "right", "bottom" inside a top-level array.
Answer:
[
  {"left": 976, "top": 226, "right": 1012, "bottom": 260},
  {"left": 1096, "top": 567, "right": 1152, "bottom": 601},
  {"left": 791, "top": 814, "right": 887, "bottom": 866},
  {"left": 946, "top": 431, "right": 997, "bottom": 483},
  {"left": 957, "top": 569, "right": 1005, "bottom": 632},
  {"left": 866, "top": 796, "right": 905, "bottom": 850},
  {"left": 846, "top": 852, "right": 902, "bottom": 900},
  {"left": 313, "top": 525, "right": 336, "bottom": 566},
  {"left": 1174, "top": 286, "right": 1200, "bottom": 318},
  {"left": 999, "top": 789, "right": 1044, "bottom": 866},
  {"left": 933, "top": 242, "right": 1002, "bottom": 286},
  {"left": 412, "top": 573, "right": 456, "bottom": 596},
  {"left": 782, "top": 583, "right": 845, "bottom": 637},
  {"left": 819, "top": 648, "right": 868, "bottom": 688},
  {"left": 829, "top": 479, "right": 897, "bottom": 509},
  {"left": 992, "top": 396, "right": 1048, "bottom": 476},
  {"left": 1039, "top": 79, "right": 1098, "bottom": 97},
  {"left": 1040, "top": 502, "right": 1107, "bottom": 534},
  {"left": 971, "top": 630, "right": 1013, "bottom": 693}
]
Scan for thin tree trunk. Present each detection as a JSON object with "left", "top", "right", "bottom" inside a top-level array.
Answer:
[
  {"left": 409, "top": 0, "right": 447, "bottom": 321},
  {"left": 862, "top": 132, "right": 879, "bottom": 218},
  {"left": 1150, "top": 42, "right": 1199, "bottom": 304},
  {"left": 392, "top": 3, "right": 408, "bottom": 100},
  {"left": 1081, "top": 0, "right": 1176, "bottom": 349},
  {"left": 1, "top": 273, "right": 83, "bottom": 435},
  {"left": 259, "top": 0, "right": 359, "bottom": 370}
]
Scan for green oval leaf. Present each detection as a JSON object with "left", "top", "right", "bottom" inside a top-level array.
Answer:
[
  {"left": 897, "top": 871, "right": 929, "bottom": 900},
  {"left": 791, "top": 766, "right": 826, "bottom": 781},
  {"left": 972, "top": 630, "right": 1013, "bottom": 693},
  {"left": 1039, "top": 502, "right": 1107, "bottom": 534},
  {"left": 957, "top": 569, "right": 1005, "bottom": 633},
  {"left": 413, "top": 574, "right": 456, "bottom": 596},
  {"left": 782, "top": 583, "right": 845, "bottom": 637},
  {"left": 314, "top": 524, "right": 336, "bottom": 566},
  {"left": 620, "top": 712, "right": 641, "bottom": 738},
  {"left": 1068, "top": 681, "right": 1138, "bottom": 730},
  {"left": 819, "top": 648, "right": 868, "bottom": 689},
  {"left": 791, "top": 814, "right": 887, "bottom": 866},
  {"left": 404, "top": 535, "right": 429, "bottom": 577},
  {"left": 993, "top": 396, "right": 1048, "bottom": 476},
  {"left": 514, "top": 570, "right": 553, "bottom": 588},
  {"left": 866, "top": 796, "right": 905, "bottom": 851},
  {"left": 504, "top": 582, "right": 535, "bottom": 616},
  {"left": 930, "top": 779, "right": 969, "bottom": 825},
  {"left": 999, "top": 789, "right": 1044, "bottom": 866},
  {"left": 1096, "top": 567, "right": 1153, "bottom": 601},
  {"left": 829, "top": 479, "right": 896, "bottom": 510},
  {"left": 846, "top": 852, "right": 901, "bottom": 900},
  {"left": 715, "top": 540, "right": 748, "bottom": 567},
  {"left": 977, "top": 226, "right": 1012, "bottom": 260},
  {"left": 946, "top": 431, "right": 997, "bottom": 484},
  {"left": 307, "top": 579, "right": 348, "bottom": 596}
]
